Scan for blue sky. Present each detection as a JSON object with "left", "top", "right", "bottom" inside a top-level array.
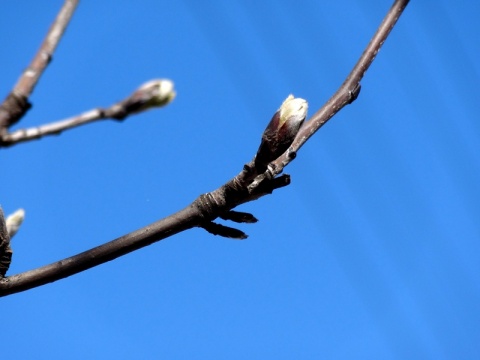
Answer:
[{"left": 1, "top": 1, "right": 479, "bottom": 359}]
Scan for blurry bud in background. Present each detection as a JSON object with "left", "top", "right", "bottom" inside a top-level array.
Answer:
[{"left": 123, "top": 79, "right": 176, "bottom": 114}]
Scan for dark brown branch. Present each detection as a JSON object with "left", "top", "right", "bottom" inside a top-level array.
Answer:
[
  {"left": 0, "top": 0, "right": 79, "bottom": 132},
  {"left": 0, "top": 0, "right": 409, "bottom": 297},
  {"left": 0, "top": 205, "right": 202, "bottom": 296},
  {"left": 0, "top": 79, "right": 176, "bottom": 147},
  {"left": 0, "top": 158, "right": 290, "bottom": 296}
]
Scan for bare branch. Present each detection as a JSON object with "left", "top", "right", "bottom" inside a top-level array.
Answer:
[
  {"left": 0, "top": 0, "right": 409, "bottom": 297},
  {"left": 0, "top": 0, "right": 79, "bottom": 132},
  {"left": 0, "top": 79, "right": 176, "bottom": 147},
  {"left": 0, "top": 206, "right": 201, "bottom": 296},
  {"left": 0, "top": 208, "right": 13, "bottom": 278},
  {"left": 13, "top": 0, "right": 79, "bottom": 99},
  {"left": 267, "top": 0, "right": 410, "bottom": 180},
  {"left": 0, "top": 155, "right": 287, "bottom": 296}
]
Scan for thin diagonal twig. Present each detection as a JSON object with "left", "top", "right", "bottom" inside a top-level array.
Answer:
[
  {"left": 1, "top": 109, "right": 111, "bottom": 146},
  {"left": 0, "top": 0, "right": 79, "bottom": 131},
  {"left": 268, "top": 0, "right": 409, "bottom": 179}
]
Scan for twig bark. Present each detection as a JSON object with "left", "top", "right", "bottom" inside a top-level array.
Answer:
[
  {"left": 267, "top": 0, "right": 410, "bottom": 180},
  {"left": 0, "top": 156, "right": 290, "bottom": 296},
  {"left": 0, "top": 0, "right": 410, "bottom": 297},
  {"left": 0, "top": 206, "right": 200, "bottom": 296},
  {"left": 1, "top": 109, "right": 112, "bottom": 146},
  {"left": 0, "top": 209, "right": 13, "bottom": 278},
  {"left": 0, "top": 0, "right": 79, "bottom": 132},
  {"left": 0, "top": 79, "right": 176, "bottom": 147}
]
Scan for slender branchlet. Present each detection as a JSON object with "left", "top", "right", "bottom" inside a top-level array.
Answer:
[
  {"left": 0, "top": 79, "right": 176, "bottom": 147},
  {"left": 0, "top": 0, "right": 79, "bottom": 132}
]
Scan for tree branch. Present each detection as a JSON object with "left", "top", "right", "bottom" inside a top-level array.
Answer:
[
  {"left": 0, "top": 0, "right": 410, "bottom": 297},
  {"left": 267, "top": 0, "right": 410, "bottom": 181},
  {"left": 0, "top": 0, "right": 79, "bottom": 132},
  {"left": 0, "top": 79, "right": 176, "bottom": 147},
  {"left": 0, "top": 154, "right": 291, "bottom": 296}
]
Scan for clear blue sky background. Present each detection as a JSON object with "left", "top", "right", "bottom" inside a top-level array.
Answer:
[{"left": 1, "top": 1, "right": 479, "bottom": 359}]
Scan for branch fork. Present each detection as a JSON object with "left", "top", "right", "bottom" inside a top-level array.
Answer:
[{"left": 0, "top": 0, "right": 410, "bottom": 296}]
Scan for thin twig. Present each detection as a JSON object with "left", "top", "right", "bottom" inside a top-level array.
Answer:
[
  {"left": 13, "top": 0, "right": 79, "bottom": 99},
  {"left": 268, "top": 0, "right": 410, "bottom": 179},
  {"left": 0, "top": 206, "right": 201, "bottom": 296},
  {"left": 0, "top": 79, "right": 176, "bottom": 147},
  {"left": 0, "top": 0, "right": 79, "bottom": 131},
  {"left": 0, "top": 158, "right": 290, "bottom": 296},
  {"left": 0, "top": 0, "right": 409, "bottom": 297},
  {"left": 1, "top": 109, "right": 108, "bottom": 146}
]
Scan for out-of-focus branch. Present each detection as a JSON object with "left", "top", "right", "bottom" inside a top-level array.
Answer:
[
  {"left": 0, "top": 0, "right": 79, "bottom": 133},
  {"left": 0, "top": 0, "right": 409, "bottom": 297},
  {"left": 0, "top": 79, "right": 176, "bottom": 147}
]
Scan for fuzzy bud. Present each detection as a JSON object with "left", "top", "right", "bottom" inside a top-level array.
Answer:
[
  {"left": 123, "top": 79, "right": 176, "bottom": 115},
  {"left": 254, "top": 94, "right": 308, "bottom": 171},
  {"left": 6, "top": 208, "right": 25, "bottom": 238}
]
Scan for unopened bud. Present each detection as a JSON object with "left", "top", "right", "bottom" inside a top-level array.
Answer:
[
  {"left": 123, "top": 79, "right": 176, "bottom": 114},
  {"left": 254, "top": 94, "right": 308, "bottom": 171},
  {"left": 6, "top": 208, "right": 25, "bottom": 238}
]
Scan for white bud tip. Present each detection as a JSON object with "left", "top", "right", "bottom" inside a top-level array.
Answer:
[
  {"left": 140, "top": 79, "right": 176, "bottom": 106},
  {"left": 6, "top": 208, "right": 25, "bottom": 238},
  {"left": 279, "top": 94, "right": 308, "bottom": 125}
]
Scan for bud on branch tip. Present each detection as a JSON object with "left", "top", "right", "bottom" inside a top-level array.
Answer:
[
  {"left": 123, "top": 79, "right": 176, "bottom": 115},
  {"left": 254, "top": 94, "right": 308, "bottom": 171}
]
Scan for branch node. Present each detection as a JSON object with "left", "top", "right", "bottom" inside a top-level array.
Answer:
[
  {"left": 348, "top": 83, "right": 362, "bottom": 104},
  {"left": 195, "top": 193, "right": 223, "bottom": 221},
  {"left": 286, "top": 147, "right": 297, "bottom": 160},
  {"left": 0, "top": 93, "right": 32, "bottom": 130},
  {"left": 104, "top": 104, "right": 127, "bottom": 120},
  {"left": 40, "top": 50, "right": 53, "bottom": 64},
  {"left": 247, "top": 164, "right": 276, "bottom": 194},
  {"left": 0, "top": 0, "right": 410, "bottom": 296}
]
